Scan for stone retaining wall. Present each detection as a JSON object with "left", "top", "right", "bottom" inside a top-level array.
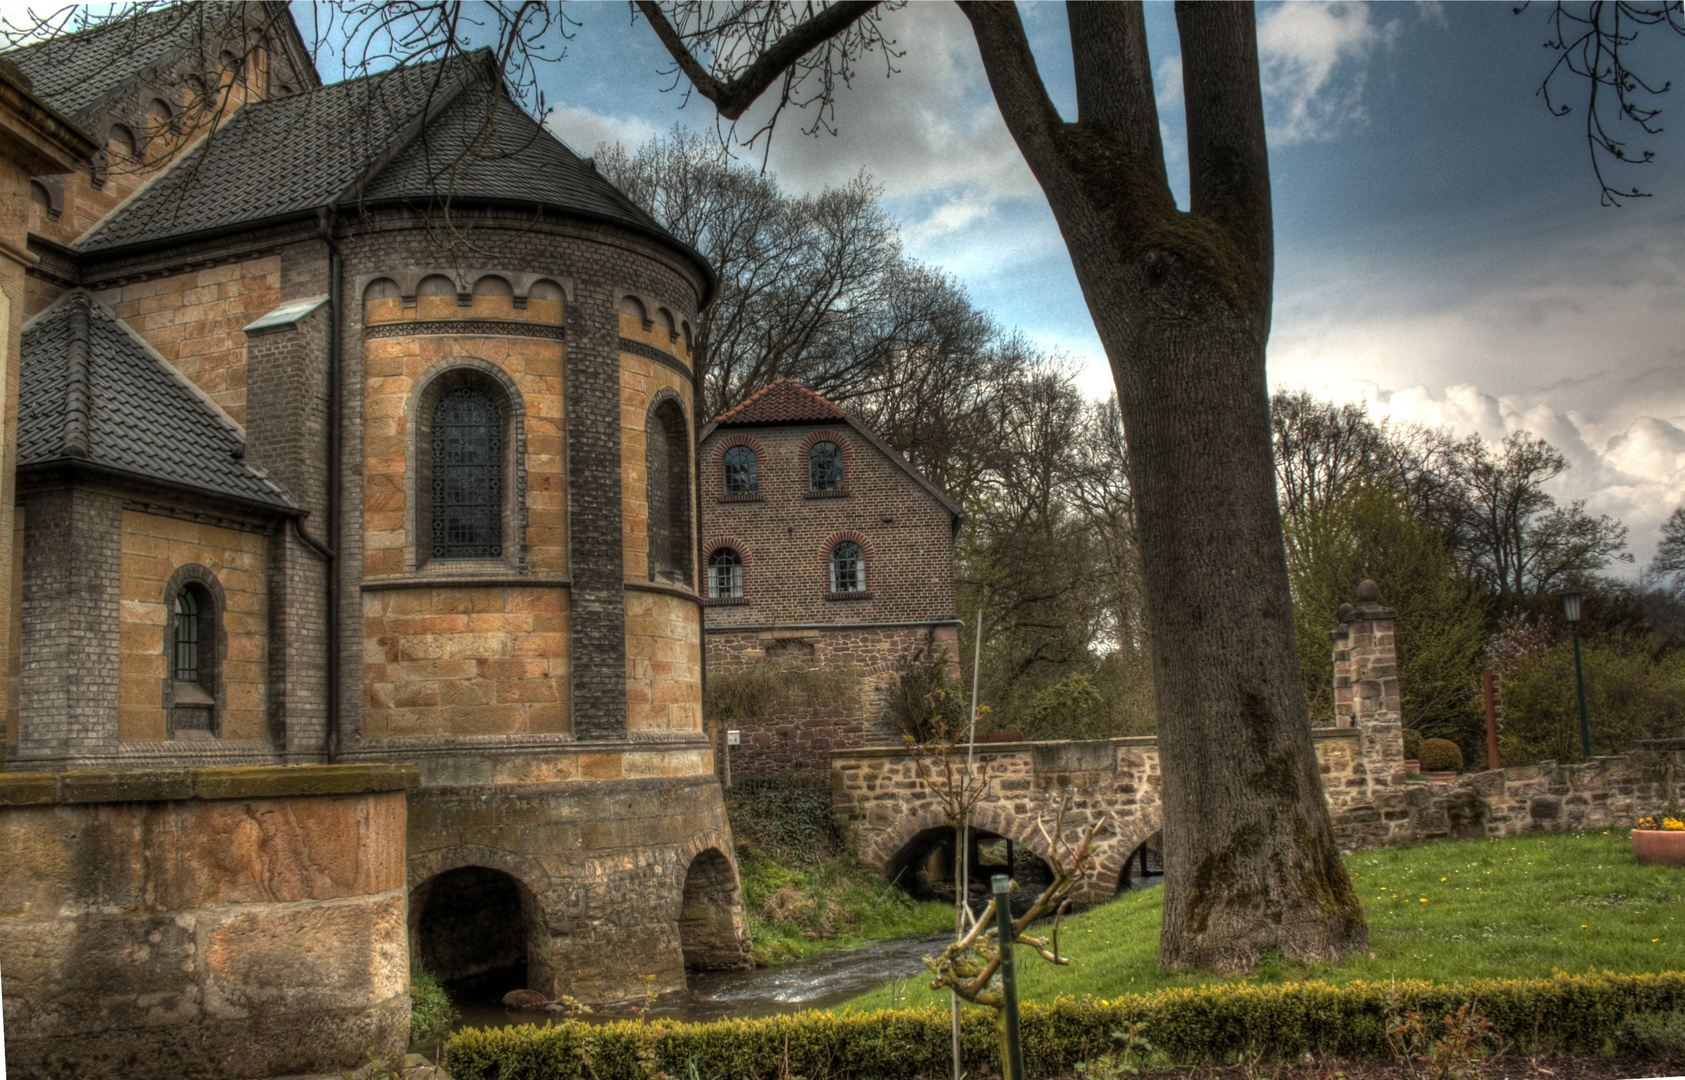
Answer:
[{"left": 0, "top": 763, "right": 415, "bottom": 1080}]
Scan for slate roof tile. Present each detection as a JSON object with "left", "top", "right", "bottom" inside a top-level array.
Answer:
[
  {"left": 19, "top": 292, "right": 299, "bottom": 511},
  {"left": 714, "top": 379, "right": 848, "bottom": 426}
]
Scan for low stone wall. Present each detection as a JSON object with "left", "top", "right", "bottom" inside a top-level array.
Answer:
[
  {"left": 1335, "top": 739, "right": 1685, "bottom": 849},
  {"left": 0, "top": 763, "right": 416, "bottom": 1080}
]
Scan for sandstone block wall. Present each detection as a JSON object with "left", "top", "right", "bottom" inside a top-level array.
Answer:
[
  {"left": 117, "top": 509, "right": 269, "bottom": 742},
  {"left": 0, "top": 764, "right": 414, "bottom": 1080},
  {"left": 626, "top": 587, "right": 701, "bottom": 733}
]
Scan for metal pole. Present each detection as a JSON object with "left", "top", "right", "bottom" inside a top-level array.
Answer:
[
  {"left": 1571, "top": 621, "right": 1592, "bottom": 761},
  {"left": 993, "top": 875, "right": 1024, "bottom": 1080},
  {"left": 1482, "top": 669, "right": 1501, "bottom": 771},
  {"left": 954, "top": 600, "right": 985, "bottom": 1080}
]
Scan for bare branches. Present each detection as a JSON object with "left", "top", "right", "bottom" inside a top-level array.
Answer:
[
  {"left": 1528, "top": 0, "right": 1685, "bottom": 205},
  {"left": 633, "top": 1, "right": 902, "bottom": 148}
]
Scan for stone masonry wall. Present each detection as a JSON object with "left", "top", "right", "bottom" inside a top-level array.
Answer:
[
  {"left": 626, "top": 587, "right": 702, "bottom": 734},
  {"left": 709, "top": 622, "right": 959, "bottom": 775},
  {"left": 0, "top": 764, "right": 414, "bottom": 1080}
]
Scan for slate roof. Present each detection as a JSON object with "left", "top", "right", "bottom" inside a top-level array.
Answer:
[
  {"left": 75, "top": 49, "right": 703, "bottom": 290},
  {"left": 18, "top": 292, "right": 299, "bottom": 511},
  {"left": 714, "top": 379, "right": 849, "bottom": 426},
  {"left": 5, "top": 2, "right": 311, "bottom": 122}
]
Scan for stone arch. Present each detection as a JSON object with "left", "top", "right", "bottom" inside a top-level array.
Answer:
[
  {"left": 645, "top": 390, "right": 692, "bottom": 585},
  {"left": 406, "top": 358, "right": 529, "bottom": 570},
  {"left": 676, "top": 841, "right": 749, "bottom": 973},
  {"left": 618, "top": 293, "right": 650, "bottom": 328},
  {"left": 657, "top": 306, "right": 678, "bottom": 340},
  {"left": 410, "top": 863, "right": 554, "bottom": 995},
  {"left": 877, "top": 805, "right": 1058, "bottom": 902},
  {"left": 1114, "top": 829, "right": 1164, "bottom": 892},
  {"left": 471, "top": 273, "right": 513, "bottom": 296},
  {"left": 417, "top": 273, "right": 457, "bottom": 296},
  {"left": 1095, "top": 809, "right": 1165, "bottom": 895}
]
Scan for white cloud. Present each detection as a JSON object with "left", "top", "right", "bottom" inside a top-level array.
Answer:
[
  {"left": 544, "top": 103, "right": 661, "bottom": 161},
  {"left": 1267, "top": 215, "right": 1685, "bottom": 570},
  {"left": 1256, "top": 1, "right": 1396, "bottom": 145}
]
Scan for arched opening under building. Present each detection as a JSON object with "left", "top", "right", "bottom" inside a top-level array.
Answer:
[
  {"left": 410, "top": 866, "right": 551, "bottom": 1002},
  {"left": 1117, "top": 831, "right": 1163, "bottom": 892},
  {"left": 884, "top": 826, "right": 1054, "bottom": 915},
  {"left": 680, "top": 848, "right": 747, "bottom": 978}
]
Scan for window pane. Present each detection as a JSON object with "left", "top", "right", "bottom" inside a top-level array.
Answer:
[
  {"left": 830, "top": 541, "right": 863, "bottom": 593},
  {"left": 432, "top": 387, "right": 503, "bottom": 559},
  {"left": 723, "top": 446, "right": 758, "bottom": 495},
  {"left": 808, "top": 442, "right": 843, "bottom": 492},
  {"left": 175, "top": 588, "right": 200, "bottom": 682},
  {"left": 708, "top": 549, "right": 743, "bottom": 598}
]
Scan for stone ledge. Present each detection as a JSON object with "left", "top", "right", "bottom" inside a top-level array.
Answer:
[
  {"left": 830, "top": 727, "right": 1360, "bottom": 763},
  {"left": 0, "top": 763, "right": 419, "bottom": 807}
]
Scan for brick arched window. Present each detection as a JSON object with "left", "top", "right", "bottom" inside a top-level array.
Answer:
[
  {"left": 808, "top": 441, "right": 844, "bottom": 492},
  {"left": 707, "top": 548, "right": 744, "bottom": 599},
  {"left": 723, "top": 445, "right": 758, "bottom": 496},
  {"left": 829, "top": 542, "right": 864, "bottom": 593}
]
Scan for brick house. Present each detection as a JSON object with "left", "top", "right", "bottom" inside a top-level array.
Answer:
[
  {"left": 0, "top": 7, "right": 753, "bottom": 1069},
  {"left": 698, "top": 379, "right": 963, "bottom": 775}
]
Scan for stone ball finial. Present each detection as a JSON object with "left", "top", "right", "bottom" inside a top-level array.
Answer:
[
  {"left": 1356, "top": 579, "right": 1381, "bottom": 603},
  {"left": 1337, "top": 603, "right": 1355, "bottom": 623}
]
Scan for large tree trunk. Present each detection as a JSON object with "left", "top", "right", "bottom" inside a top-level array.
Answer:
[{"left": 961, "top": 0, "right": 1367, "bottom": 972}]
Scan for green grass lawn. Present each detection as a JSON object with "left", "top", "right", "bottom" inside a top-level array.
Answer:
[
  {"left": 739, "top": 847, "right": 955, "bottom": 963},
  {"left": 843, "top": 830, "right": 1684, "bottom": 1010}
]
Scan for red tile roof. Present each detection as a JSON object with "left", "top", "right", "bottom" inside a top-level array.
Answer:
[{"left": 714, "top": 378, "right": 847, "bottom": 425}]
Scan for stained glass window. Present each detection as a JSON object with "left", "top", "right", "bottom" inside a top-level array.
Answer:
[
  {"left": 830, "top": 541, "right": 864, "bottom": 593},
  {"left": 723, "top": 446, "right": 758, "bottom": 496},
  {"left": 432, "top": 387, "right": 503, "bottom": 559},
  {"left": 174, "top": 588, "right": 200, "bottom": 682},
  {"left": 708, "top": 549, "right": 744, "bottom": 598},
  {"left": 809, "top": 441, "right": 843, "bottom": 492}
]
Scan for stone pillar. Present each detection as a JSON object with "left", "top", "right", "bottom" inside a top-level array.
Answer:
[{"left": 1330, "top": 578, "right": 1406, "bottom": 787}]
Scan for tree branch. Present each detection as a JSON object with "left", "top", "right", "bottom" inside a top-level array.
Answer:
[
  {"left": 635, "top": 0, "right": 882, "bottom": 120},
  {"left": 1067, "top": 2, "right": 1165, "bottom": 184}
]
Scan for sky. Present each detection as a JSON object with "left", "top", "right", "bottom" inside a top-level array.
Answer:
[
  {"left": 10, "top": 1, "right": 1679, "bottom": 569},
  {"left": 517, "top": 0, "right": 1685, "bottom": 574}
]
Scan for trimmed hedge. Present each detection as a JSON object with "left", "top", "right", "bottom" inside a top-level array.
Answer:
[{"left": 442, "top": 971, "right": 1685, "bottom": 1079}]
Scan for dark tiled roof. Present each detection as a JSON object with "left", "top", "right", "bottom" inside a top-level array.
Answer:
[
  {"left": 76, "top": 54, "right": 477, "bottom": 252},
  {"left": 715, "top": 379, "right": 849, "bottom": 426},
  {"left": 360, "top": 84, "right": 667, "bottom": 232},
  {"left": 18, "top": 292, "right": 299, "bottom": 511},
  {"left": 7, "top": 2, "right": 239, "bottom": 121},
  {"left": 78, "top": 51, "right": 695, "bottom": 272}
]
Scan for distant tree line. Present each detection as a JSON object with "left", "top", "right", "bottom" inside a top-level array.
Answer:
[{"left": 602, "top": 132, "right": 1684, "bottom": 766}]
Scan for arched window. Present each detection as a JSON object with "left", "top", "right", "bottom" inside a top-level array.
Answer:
[
  {"left": 28, "top": 180, "right": 55, "bottom": 220},
  {"left": 830, "top": 541, "right": 865, "bottom": 594},
  {"left": 646, "top": 398, "right": 692, "bottom": 584},
  {"left": 722, "top": 445, "right": 758, "bottom": 497},
  {"left": 431, "top": 387, "right": 504, "bottom": 559},
  {"left": 145, "top": 98, "right": 173, "bottom": 140},
  {"left": 707, "top": 548, "right": 744, "bottom": 599},
  {"left": 809, "top": 441, "right": 844, "bottom": 492},
  {"left": 167, "top": 573, "right": 220, "bottom": 737}
]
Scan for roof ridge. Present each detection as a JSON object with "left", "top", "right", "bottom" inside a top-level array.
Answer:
[{"left": 714, "top": 377, "right": 847, "bottom": 425}]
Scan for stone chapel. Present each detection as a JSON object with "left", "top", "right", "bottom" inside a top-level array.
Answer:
[{"left": 0, "top": 4, "right": 749, "bottom": 1074}]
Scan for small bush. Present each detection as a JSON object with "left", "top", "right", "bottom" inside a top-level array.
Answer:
[
  {"left": 443, "top": 973, "right": 1685, "bottom": 1079},
  {"left": 886, "top": 640, "right": 964, "bottom": 742},
  {"left": 705, "top": 660, "right": 862, "bottom": 724},
  {"left": 1403, "top": 727, "right": 1423, "bottom": 760},
  {"left": 1614, "top": 1010, "right": 1685, "bottom": 1059},
  {"left": 726, "top": 773, "right": 845, "bottom": 865},
  {"left": 1419, "top": 737, "right": 1463, "bottom": 772},
  {"left": 409, "top": 966, "right": 455, "bottom": 1046}
]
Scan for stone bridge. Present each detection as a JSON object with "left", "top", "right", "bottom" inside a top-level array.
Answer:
[{"left": 832, "top": 589, "right": 1685, "bottom": 906}]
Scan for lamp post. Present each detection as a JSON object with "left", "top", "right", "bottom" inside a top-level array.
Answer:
[{"left": 1556, "top": 589, "right": 1592, "bottom": 762}]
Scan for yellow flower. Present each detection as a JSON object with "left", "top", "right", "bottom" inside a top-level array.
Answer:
[
  {"left": 1441, "top": 877, "right": 1447, "bottom": 882},
  {"left": 1420, "top": 898, "right": 1429, "bottom": 903},
  {"left": 1665, "top": 817, "right": 1685, "bottom": 831},
  {"left": 1581, "top": 924, "right": 1588, "bottom": 929}
]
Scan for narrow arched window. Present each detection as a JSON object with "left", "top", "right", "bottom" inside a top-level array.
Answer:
[
  {"left": 809, "top": 441, "right": 843, "bottom": 492},
  {"left": 431, "top": 387, "right": 504, "bottom": 559},
  {"left": 723, "top": 445, "right": 758, "bottom": 496},
  {"left": 708, "top": 549, "right": 744, "bottom": 599},
  {"left": 830, "top": 541, "right": 864, "bottom": 594},
  {"left": 170, "top": 579, "right": 218, "bottom": 736},
  {"left": 175, "top": 588, "right": 200, "bottom": 682},
  {"left": 647, "top": 398, "right": 692, "bottom": 584}
]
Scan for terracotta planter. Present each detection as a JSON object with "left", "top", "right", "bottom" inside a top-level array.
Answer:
[
  {"left": 1632, "top": 829, "right": 1685, "bottom": 867},
  {"left": 1422, "top": 770, "right": 1457, "bottom": 783},
  {"left": 1404, "top": 759, "right": 1421, "bottom": 773}
]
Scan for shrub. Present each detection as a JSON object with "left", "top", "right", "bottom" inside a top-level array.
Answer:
[
  {"left": 443, "top": 973, "right": 1685, "bottom": 1079},
  {"left": 705, "top": 660, "right": 862, "bottom": 724},
  {"left": 1496, "top": 638, "right": 1685, "bottom": 764},
  {"left": 726, "top": 773, "right": 845, "bottom": 865},
  {"left": 409, "top": 966, "right": 455, "bottom": 1046},
  {"left": 1419, "top": 738, "right": 1463, "bottom": 772},
  {"left": 1403, "top": 728, "right": 1423, "bottom": 761},
  {"left": 886, "top": 640, "right": 965, "bottom": 742}
]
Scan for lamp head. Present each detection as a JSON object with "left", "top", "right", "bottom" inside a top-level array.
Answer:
[
  {"left": 991, "top": 874, "right": 1011, "bottom": 895},
  {"left": 1556, "top": 588, "right": 1584, "bottom": 624}
]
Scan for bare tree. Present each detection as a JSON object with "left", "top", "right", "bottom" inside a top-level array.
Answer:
[{"left": 1649, "top": 506, "right": 1685, "bottom": 590}]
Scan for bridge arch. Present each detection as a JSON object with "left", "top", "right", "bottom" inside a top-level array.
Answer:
[
  {"left": 675, "top": 834, "right": 752, "bottom": 975},
  {"left": 877, "top": 806, "right": 1061, "bottom": 903},
  {"left": 410, "top": 863, "right": 553, "bottom": 997}
]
